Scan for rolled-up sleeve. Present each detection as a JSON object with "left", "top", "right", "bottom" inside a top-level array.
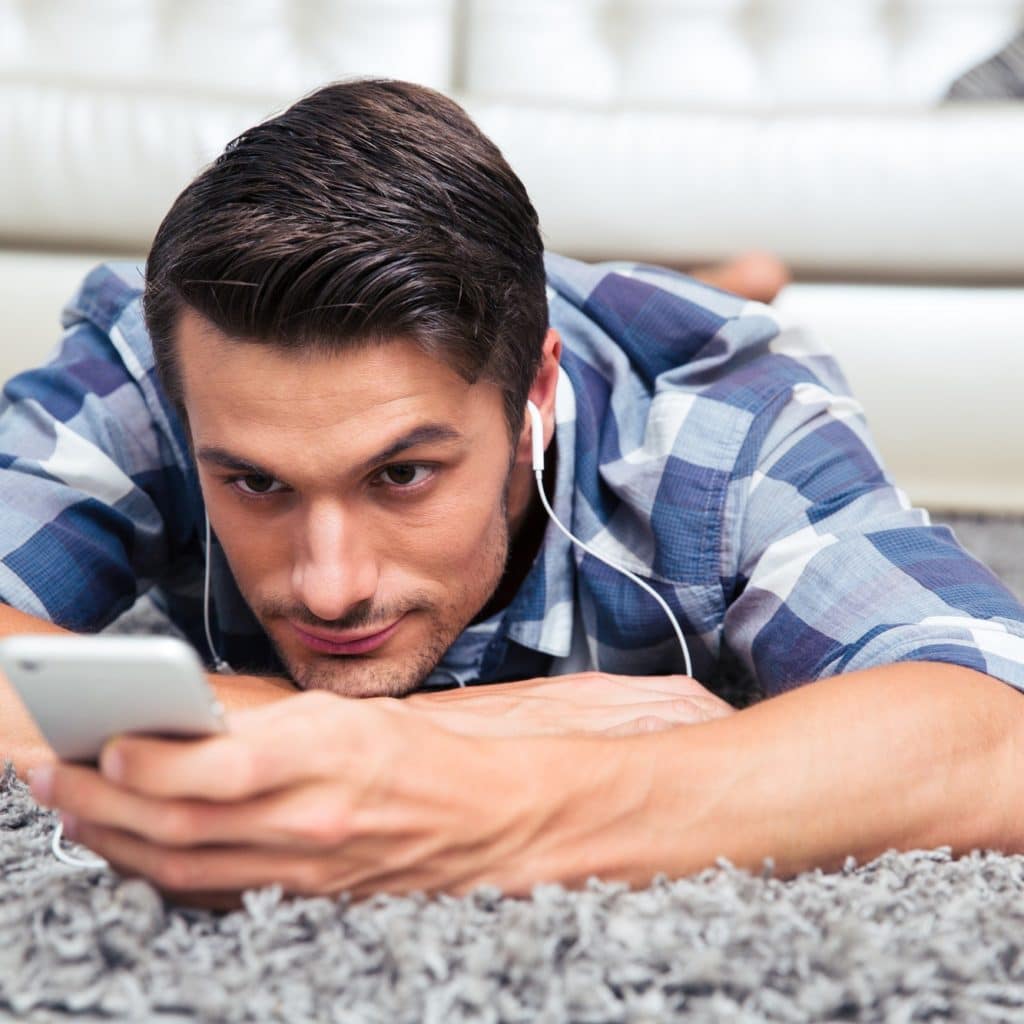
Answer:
[{"left": 722, "top": 355, "right": 1024, "bottom": 697}]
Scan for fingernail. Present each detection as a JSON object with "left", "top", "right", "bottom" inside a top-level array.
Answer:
[
  {"left": 28, "top": 765, "right": 54, "bottom": 805},
  {"left": 100, "top": 743, "right": 123, "bottom": 783},
  {"left": 61, "top": 812, "right": 79, "bottom": 841}
]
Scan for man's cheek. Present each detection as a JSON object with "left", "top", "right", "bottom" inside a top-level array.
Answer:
[
  {"left": 230, "top": 538, "right": 291, "bottom": 602},
  {"left": 422, "top": 493, "right": 504, "bottom": 557}
]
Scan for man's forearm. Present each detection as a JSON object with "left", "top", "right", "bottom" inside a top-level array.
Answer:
[
  {"left": 0, "top": 603, "right": 296, "bottom": 776},
  {"left": 525, "top": 662, "right": 1024, "bottom": 888}
]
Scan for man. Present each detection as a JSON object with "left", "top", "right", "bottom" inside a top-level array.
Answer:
[{"left": 3, "top": 80, "right": 1024, "bottom": 906}]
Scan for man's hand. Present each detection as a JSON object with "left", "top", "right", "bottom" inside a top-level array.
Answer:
[
  {"left": 24, "top": 670, "right": 733, "bottom": 907},
  {"left": 3, "top": 664, "right": 297, "bottom": 778},
  {"left": 28, "top": 692, "right": 548, "bottom": 907},
  {"left": 0, "top": 599, "right": 302, "bottom": 776},
  {"left": 404, "top": 672, "right": 736, "bottom": 737}
]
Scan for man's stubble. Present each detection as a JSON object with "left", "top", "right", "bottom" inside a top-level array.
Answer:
[{"left": 262, "top": 478, "right": 514, "bottom": 699}]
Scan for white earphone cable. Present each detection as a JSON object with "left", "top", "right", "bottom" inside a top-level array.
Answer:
[
  {"left": 204, "top": 513, "right": 233, "bottom": 675},
  {"left": 51, "top": 817, "right": 108, "bottom": 870},
  {"left": 526, "top": 400, "right": 693, "bottom": 678},
  {"left": 532, "top": 470, "right": 694, "bottom": 678}
]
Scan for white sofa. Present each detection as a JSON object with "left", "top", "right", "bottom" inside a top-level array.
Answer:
[{"left": 2, "top": 0, "right": 1023, "bottom": 510}]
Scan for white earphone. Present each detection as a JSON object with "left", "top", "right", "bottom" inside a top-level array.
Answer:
[{"left": 525, "top": 400, "right": 693, "bottom": 678}]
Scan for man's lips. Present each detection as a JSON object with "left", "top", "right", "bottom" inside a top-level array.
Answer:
[{"left": 290, "top": 616, "right": 404, "bottom": 655}]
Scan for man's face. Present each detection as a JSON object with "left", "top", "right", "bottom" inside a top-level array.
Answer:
[{"left": 177, "top": 311, "right": 516, "bottom": 697}]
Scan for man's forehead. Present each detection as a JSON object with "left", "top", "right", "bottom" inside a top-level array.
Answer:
[
  {"left": 176, "top": 309, "right": 476, "bottom": 413},
  {"left": 173, "top": 308, "right": 504, "bottom": 462}
]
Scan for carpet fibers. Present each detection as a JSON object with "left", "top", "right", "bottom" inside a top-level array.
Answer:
[{"left": 2, "top": 513, "right": 1023, "bottom": 1023}]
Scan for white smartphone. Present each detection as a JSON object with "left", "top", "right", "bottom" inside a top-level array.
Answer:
[{"left": 0, "top": 634, "right": 226, "bottom": 763}]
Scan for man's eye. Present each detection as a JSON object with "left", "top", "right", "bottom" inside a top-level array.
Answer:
[
  {"left": 380, "top": 463, "right": 431, "bottom": 487},
  {"left": 233, "top": 474, "right": 285, "bottom": 496}
]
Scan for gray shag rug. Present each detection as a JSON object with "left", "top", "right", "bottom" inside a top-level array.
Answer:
[{"left": 2, "top": 513, "right": 1023, "bottom": 1024}]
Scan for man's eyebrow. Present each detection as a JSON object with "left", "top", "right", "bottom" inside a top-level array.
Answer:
[
  {"left": 363, "top": 424, "right": 464, "bottom": 470},
  {"left": 195, "top": 423, "right": 465, "bottom": 479},
  {"left": 195, "top": 447, "right": 270, "bottom": 476}
]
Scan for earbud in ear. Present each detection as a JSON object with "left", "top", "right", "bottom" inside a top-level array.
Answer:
[{"left": 526, "top": 400, "right": 545, "bottom": 473}]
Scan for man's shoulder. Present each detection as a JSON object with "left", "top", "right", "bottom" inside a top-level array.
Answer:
[
  {"left": 541, "top": 254, "right": 856, "bottom": 591},
  {"left": 543, "top": 253, "right": 835, "bottom": 427},
  {"left": 60, "top": 261, "right": 157, "bottom": 377},
  {"left": 62, "top": 261, "right": 145, "bottom": 330},
  {"left": 544, "top": 252, "right": 751, "bottom": 321},
  {"left": 37, "top": 260, "right": 192, "bottom": 477}
]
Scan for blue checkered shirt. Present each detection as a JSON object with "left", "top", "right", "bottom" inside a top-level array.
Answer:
[{"left": 2, "top": 255, "right": 1024, "bottom": 698}]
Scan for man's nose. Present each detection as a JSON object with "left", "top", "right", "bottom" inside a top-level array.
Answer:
[{"left": 291, "top": 502, "right": 379, "bottom": 622}]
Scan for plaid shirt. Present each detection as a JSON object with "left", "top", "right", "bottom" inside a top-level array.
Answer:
[{"left": 2, "top": 255, "right": 1023, "bottom": 699}]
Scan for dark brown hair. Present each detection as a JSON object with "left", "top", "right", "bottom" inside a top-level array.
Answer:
[{"left": 144, "top": 79, "right": 547, "bottom": 439}]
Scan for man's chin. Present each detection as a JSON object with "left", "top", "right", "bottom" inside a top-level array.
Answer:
[
  {"left": 275, "top": 635, "right": 453, "bottom": 698},
  {"left": 254, "top": 588, "right": 498, "bottom": 699}
]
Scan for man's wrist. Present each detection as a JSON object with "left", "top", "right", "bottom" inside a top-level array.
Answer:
[
  {"left": 208, "top": 672, "right": 299, "bottom": 713},
  {"left": 500, "top": 732, "right": 666, "bottom": 892}
]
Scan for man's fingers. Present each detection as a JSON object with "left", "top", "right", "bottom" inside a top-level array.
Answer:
[
  {"left": 420, "top": 694, "right": 723, "bottom": 737},
  {"left": 100, "top": 691, "right": 353, "bottom": 800},
  {"left": 67, "top": 822, "right": 346, "bottom": 897},
  {"left": 622, "top": 675, "right": 736, "bottom": 703},
  {"left": 100, "top": 731, "right": 286, "bottom": 801},
  {"left": 601, "top": 715, "right": 679, "bottom": 737},
  {"left": 409, "top": 673, "right": 712, "bottom": 707},
  {"left": 600, "top": 696, "right": 735, "bottom": 736},
  {"left": 43, "top": 760, "right": 358, "bottom": 850}
]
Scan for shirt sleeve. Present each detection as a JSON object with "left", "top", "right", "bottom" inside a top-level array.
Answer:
[
  {"left": 0, "top": 311, "right": 195, "bottom": 632},
  {"left": 722, "top": 328, "right": 1024, "bottom": 697}
]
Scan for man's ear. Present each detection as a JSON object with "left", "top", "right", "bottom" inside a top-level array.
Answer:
[{"left": 513, "top": 328, "right": 562, "bottom": 467}]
